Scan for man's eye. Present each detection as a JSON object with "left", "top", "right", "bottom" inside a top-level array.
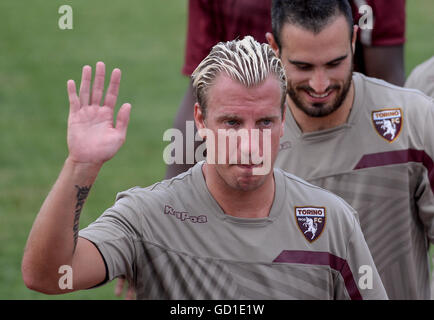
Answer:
[
  {"left": 225, "top": 120, "right": 239, "bottom": 126},
  {"left": 260, "top": 119, "right": 272, "bottom": 126},
  {"left": 296, "top": 64, "right": 311, "bottom": 70},
  {"left": 327, "top": 62, "right": 341, "bottom": 68}
]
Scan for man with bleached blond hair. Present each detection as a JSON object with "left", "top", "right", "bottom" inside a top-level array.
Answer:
[{"left": 22, "top": 36, "right": 386, "bottom": 299}]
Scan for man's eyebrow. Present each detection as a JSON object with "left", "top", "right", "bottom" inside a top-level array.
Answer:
[
  {"left": 216, "top": 114, "right": 241, "bottom": 121},
  {"left": 288, "top": 54, "right": 348, "bottom": 66},
  {"left": 215, "top": 114, "right": 281, "bottom": 121},
  {"left": 258, "top": 115, "right": 281, "bottom": 120},
  {"left": 326, "top": 54, "right": 348, "bottom": 64},
  {"left": 288, "top": 59, "right": 311, "bottom": 66}
]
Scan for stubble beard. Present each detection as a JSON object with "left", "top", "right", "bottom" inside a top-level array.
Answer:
[{"left": 287, "top": 68, "right": 353, "bottom": 118}]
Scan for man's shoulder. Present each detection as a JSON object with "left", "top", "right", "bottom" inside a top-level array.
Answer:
[
  {"left": 405, "top": 56, "right": 434, "bottom": 97},
  {"left": 115, "top": 166, "right": 197, "bottom": 204},
  {"left": 355, "top": 72, "right": 433, "bottom": 105},
  {"left": 407, "top": 56, "right": 434, "bottom": 80},
  {"left": 354, "top": 72, "right": 434, "bottom": 121},
  {"left": 278, "top": 168, "right": 343, "bottom": 197},
  {"left": 276, "top": 168, "right": 358, "bottom": 219}
]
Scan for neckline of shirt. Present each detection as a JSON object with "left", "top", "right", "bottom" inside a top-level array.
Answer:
[{"left": 191, "top": 161, "right": 286, "bottom": 226}]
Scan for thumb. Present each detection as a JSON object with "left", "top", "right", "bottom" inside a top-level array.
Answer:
[{"left": 115, "top": 103, "right": 131, "bottom": 136}]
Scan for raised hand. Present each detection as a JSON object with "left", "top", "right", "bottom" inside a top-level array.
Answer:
[{"left": 66, "top": 61, "right": 131, "bottom": 165}]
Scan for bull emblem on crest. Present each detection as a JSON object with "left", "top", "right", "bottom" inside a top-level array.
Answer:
[
  {"left": 380, "top": 119, "right": 397, "bottom": 140},
  {"left": 303, "top": 217, "right": 318, "bottom": 240}
]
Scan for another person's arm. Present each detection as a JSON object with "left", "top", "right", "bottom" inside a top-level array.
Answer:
[
  {"left": 362, "top": 45, "right": 405, "bottom": 86},
  {"left": 164, "top": 82, "right": 202, "bottom": 179},
  {"left": 352, "top": 0, "right": 406, "bottom": 86},
  {"left": 22, "top": 62, "right": 131, "bottom": 294}
]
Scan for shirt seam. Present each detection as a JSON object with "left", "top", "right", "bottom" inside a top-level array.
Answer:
[
  {"left": 298, "top": 161, "right": 427, "bottom": 182},
  {"left": 136, "top": 239, "right": 344, "bottom": 268}
]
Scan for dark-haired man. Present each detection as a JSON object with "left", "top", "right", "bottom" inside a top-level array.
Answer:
[
  {"left": 165, "top": 0, "right": 406, "bottom": 180},
  {"left": 266, "top": 0, "right": 434, "bottom": 299}
]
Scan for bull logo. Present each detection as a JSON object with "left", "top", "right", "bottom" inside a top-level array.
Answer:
[
  {"left": 372, "top": 108, "right": 403, "bottom": 143},
  {"left": 303, "top": 217, "right": 318, "bottom": 240},
  {"left": 380, "top": 119, "right": 396, "bottom": 140},
  {"left": 295, "top": 207, "right": 326, "bottom": 243}
]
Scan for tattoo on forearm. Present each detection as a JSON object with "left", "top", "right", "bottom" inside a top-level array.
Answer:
[{"left": 73, "top": 185, "right": 91, "bottom": 252}]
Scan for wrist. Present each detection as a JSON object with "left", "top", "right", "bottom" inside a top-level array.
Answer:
[{"left": 64, "top": 157, "right": 103, "bottom": 183}]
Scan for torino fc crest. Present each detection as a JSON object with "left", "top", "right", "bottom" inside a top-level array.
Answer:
[
  {"left": 295, "top": 207, "right": 326, "bottom": 243},
  {"left": 372, "top": 108, "right": 403, "bottom": 143}
]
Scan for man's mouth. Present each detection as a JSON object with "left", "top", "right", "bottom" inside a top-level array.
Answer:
[
  {"left": 307, "top": 91, "right": 331, "bottom": 98},
  {"left": 236, "top": 163, "right": 262, "bottom": 169},
  {"left": 302, "top": 89, "right": 335, "bottom": 103}
]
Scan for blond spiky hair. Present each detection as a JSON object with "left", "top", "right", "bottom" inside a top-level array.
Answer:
[{"left": 191, "top": 36, "right": 287, "bottom": 117}]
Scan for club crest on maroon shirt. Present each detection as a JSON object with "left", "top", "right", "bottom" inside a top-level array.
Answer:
[
  {"left": 372, "top": 108, "right": 403, "bottom": 143},
  {"left": 294, "top": 207, "right": 326, "bottom": 243}
]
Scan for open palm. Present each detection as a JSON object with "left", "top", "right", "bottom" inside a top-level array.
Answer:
[{"left": 67, "top": 62, "right": 131, "bottom": 165}]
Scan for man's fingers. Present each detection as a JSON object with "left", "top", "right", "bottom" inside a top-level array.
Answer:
[
  {"left": 125, "top": 284, "right": 135, "bottom": 300},
  {"left": 116, "top": 103, "right": 132, "bottom": 136},
  {"left": 114, "top": 276, "right": 135, "bottom": 300},
  {"left": 104, "top": 68, "right": 121, "bottom": 109},
  {"left": 79, "top": 65, "right": 92, "bottom": 106},
  {"left": 67, "top": 80, "right": 80, "bottom": 113},
  {"left": 114, "top": 277, "right": 125, "bottom": 297},
  {"left": 90, "top": 61, "right": 106, "bottom": 106}
]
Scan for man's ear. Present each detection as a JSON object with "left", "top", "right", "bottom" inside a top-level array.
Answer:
[
  {"left": 194, "top": 102, "right": 207, "bottom": 138},
  {"left": 266, "top": 32, "right": 280, "bottom": 57},
  {"left": 280, "top": 103, "right": 286, "bottom": 138},
  {"left": 351, "top": 25, "right": 359, "bottom": 54}
]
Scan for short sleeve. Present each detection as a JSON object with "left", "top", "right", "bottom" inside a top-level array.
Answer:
[
  {"left": 352, "top": 0, "right": 406, "bottom": 46},
  {"left": 182, "top": 0, "right": 219, "bottom": 75},
  {"left": 405, "top": 57, "right": 434, "bottom": 98},
  {"left": 79, "top": 191, "right": 143, "bottom": 283},
  {"left": 182, "top": 0, "right": 272, "bottom": 76}
]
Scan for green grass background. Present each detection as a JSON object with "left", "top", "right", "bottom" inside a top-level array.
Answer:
[{"left": 0, "top": 0, "right": 433, "bottom": 299}]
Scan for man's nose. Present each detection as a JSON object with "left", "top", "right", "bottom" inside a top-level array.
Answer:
[
  {"left": 309, "top": 69, "right": 330, "bottom": 93},
  {"left": 239, "top": 128, "right": 261, "bottom": 163}
]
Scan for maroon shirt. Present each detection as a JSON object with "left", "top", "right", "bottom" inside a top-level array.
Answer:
[
  {"left": 182, "top": 0, "right": 272, "bottom": 75},
  {"left": 351, "top": 0, "right": 406, "bottom": 46},
  {"left": 182, "top": 0, "right": 406, "bottom": 76}
]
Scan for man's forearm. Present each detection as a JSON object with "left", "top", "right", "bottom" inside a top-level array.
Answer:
[
  {"left": 22, "top": 157, "right": 102, "bottom": 290},
  {"left": 363, "top": 45, "right": 405, "bottom": 86},
  {"left": 72, "top": 184, "right": 92, "bottom": 252}
]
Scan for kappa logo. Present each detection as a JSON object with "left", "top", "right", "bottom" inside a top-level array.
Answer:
[
  {"left": 372, "top": 108, "right": 403, "bottom": 143},
  {"left": 164, "top": 205, "right": 207, "bottom": 223},
  {"left": 295, "top": 207, "right": 326, "bottom": 242}
]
